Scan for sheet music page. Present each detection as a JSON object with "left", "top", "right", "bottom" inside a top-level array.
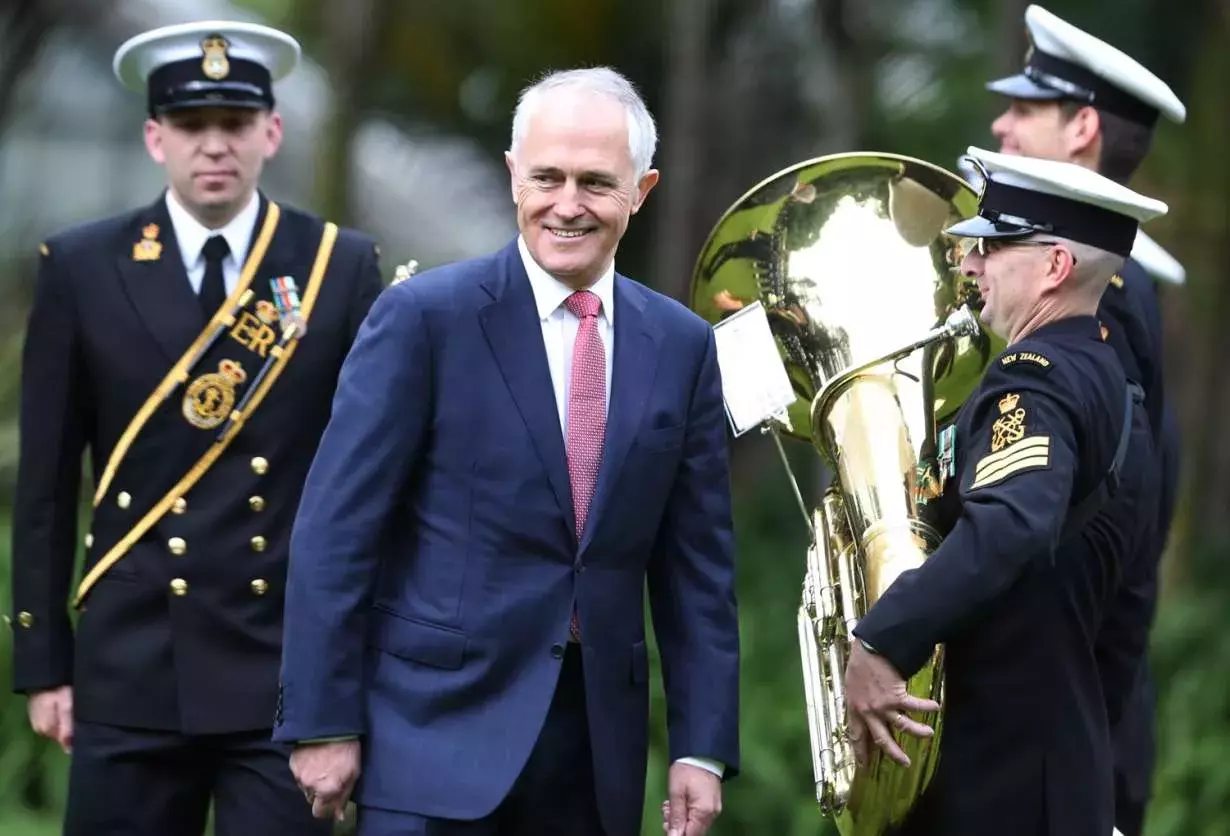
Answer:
[{"left": 711, "top": 302, "right": 798, "bottom": 436}]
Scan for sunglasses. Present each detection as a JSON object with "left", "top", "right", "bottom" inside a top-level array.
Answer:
[{"left": 960, "top": 237, "right": 1077, "bottom": 264}]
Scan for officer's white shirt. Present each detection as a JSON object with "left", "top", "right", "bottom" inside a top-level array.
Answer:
[
  {"left": 516, "top": 235, "right": 725, "bottom": 781},
  {"left": 165, "top": 189, "right": 260, "bottom": 296}
]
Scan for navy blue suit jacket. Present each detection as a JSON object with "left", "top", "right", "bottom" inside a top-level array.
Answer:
[{"left": 273, "top": 240, "right": 740, "bottom": 836}]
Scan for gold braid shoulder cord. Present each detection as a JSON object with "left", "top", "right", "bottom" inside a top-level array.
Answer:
[{"left": 75, "top": 211, "right": 339, "bottom": 607}]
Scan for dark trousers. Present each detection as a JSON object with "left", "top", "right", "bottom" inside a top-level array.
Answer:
[
  {"left": 357, "top": 643, "right": 604, "bottom": 836},
  {"left": 63, "top": 720, "right": 332, "bottom": 836},
  {"left": 1114, "top": 775, "right": 1146, "bottom": 836}
]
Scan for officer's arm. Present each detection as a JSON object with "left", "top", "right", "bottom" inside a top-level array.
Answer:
[
  {"left": 10, "top": 244, "right": 90, "bottom": 692},
  {"left": 854, "top": 380, "right": 1078, "bottom": 679},
  {"left": 274, "top": 281, "right": 430, "bottom": 742},
  {"left": 345, "top": 238, "right": 383, "bottom": 343}
]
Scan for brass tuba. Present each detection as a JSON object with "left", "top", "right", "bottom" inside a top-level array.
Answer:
[{"left": 689, "top": 153, "right": 1000, "bottom": 835}]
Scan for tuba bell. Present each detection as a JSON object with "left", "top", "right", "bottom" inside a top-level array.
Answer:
[{"left": 689, "top": 152, "right": 1002, "bottom": 835}]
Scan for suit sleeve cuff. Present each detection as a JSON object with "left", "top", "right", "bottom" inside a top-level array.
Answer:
[{"left": 675, "top": 756, "right": 725, "bottom": 779}]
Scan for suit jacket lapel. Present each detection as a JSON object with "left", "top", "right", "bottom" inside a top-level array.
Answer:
[
  {"left": 581, "top": 275, "right": 660, "bottom": 554},
  {"left": 115, "top": 194, "right": 206, "bottom": 364},
  {"left": 478, "top": 242, "right": 577, "bottom": 538}
]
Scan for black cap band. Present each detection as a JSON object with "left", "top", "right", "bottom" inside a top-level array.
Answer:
[
  {"left": 979, "top": 179, "right": 1138, "bottom": 257},
  {"left": 147, "top": 56, "right": 274, "bottom": 115},
  {"left": 1024, "top": 49, "right": 1159, "bottom": 127}
]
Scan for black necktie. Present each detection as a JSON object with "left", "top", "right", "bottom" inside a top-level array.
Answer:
[{"left": 199, "top": 235, "right": 230, "bottom": 316}]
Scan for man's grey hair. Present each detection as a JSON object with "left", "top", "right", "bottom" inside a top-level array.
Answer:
[
  {"left": 1054, "top": 237, "right": 1126, "bottom": 292},
  {"left": 509, "top": 66, "right": 658, "bottom": 180}
]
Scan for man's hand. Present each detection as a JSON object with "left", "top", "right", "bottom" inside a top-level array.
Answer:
[
  {"left": 661, "top": 761, "right": 722, "bottom": 836},
  {"left": 28, "top": 685, "right": 73, "bottom": 754},
  {"left": 289, "top": 739, "right": 362, "bottom": 822},
  {"left": 843, "top": 640, "right": 939, "bottom": 768}
]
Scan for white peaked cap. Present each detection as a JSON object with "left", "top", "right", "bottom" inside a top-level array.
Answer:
[{"left": 987, "top": 5, "right": 1186, "bottom": 127}]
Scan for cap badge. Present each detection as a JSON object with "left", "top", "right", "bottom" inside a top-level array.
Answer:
[
  {"left": 201, "top": 34, "right": 231, "bottom": 81},
  {"left": 133, "top": 223, "right": 162, "bottom": 262}
]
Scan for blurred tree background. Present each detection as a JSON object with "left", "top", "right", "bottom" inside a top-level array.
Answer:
[{"left": 1, "top": 0, "right": 1228, "bottom": 834}]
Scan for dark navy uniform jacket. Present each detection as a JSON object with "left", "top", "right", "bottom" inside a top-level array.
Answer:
[
  {"left": 8, "top": 191, "right": 383, "bottom": 734},
  {"left": 854, "top": 316, "right": 1155, "bottom": 836},
  {"left": 1097, "top": 257, "right": 1179, "bottom": 805}
]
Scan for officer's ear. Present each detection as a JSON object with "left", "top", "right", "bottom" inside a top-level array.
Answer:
[
  {"left": 261, "top": 110, "right": 284, "bottom": 160},
  {"left": 1041, "top": 243, "right": 1079, "bottom": 294},
  {"left": 144, "top": 117, "right": 167, "bottom": 165},
  {"left": 1060, "top": 104, "right": 1101, "bottom": 162}
]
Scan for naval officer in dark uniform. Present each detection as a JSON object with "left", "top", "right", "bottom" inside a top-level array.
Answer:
[
  {"left": 981, "top": 8, "right": 1187, "bottom": 832},
  {"left": 6, "top": 20, "right": 384, "bottom": 836},
  {"left": 842, "top": 147, "right": 1165, "bottom": 836}
]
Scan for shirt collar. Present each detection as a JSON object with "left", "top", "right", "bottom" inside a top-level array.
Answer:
[
  {"left": 517, "top": 235, "right": 615, "bottom": 325},
  {"left": 165, "top": 189, "right": 261, "bottom": 271}
]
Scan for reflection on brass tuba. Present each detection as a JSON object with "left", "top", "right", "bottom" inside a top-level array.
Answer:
[{"left": 689, "top": 153, "right": 1001, "bottom": 835}]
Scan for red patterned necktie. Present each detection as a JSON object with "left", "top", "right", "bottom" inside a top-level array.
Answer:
[{"left": 563, "top": 290, "right": 607, "bottom": 641}]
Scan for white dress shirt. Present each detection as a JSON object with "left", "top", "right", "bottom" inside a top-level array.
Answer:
[
  {"left": 165, "top": 189, "right": 261, "bottom": 296},
  {"left": 516, "top": 237, "right": 725, "bottom": 781},
  {"left": 518, "top": 235, "right": 615, "bottom": 435}
]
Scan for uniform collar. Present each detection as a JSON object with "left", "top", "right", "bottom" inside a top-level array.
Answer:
[
  {"left": 1023, "top": 314, "right": 1103, "bottom": 343},
  {"left": 164, "top": 188, "right": 260, "bottom": 270},
  {"left": 517, "top": 235, "right": 615, "bottom": 325}
]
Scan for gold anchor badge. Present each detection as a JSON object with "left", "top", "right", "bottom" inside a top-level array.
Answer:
[
  {"left": 990, "top": 392, "right": 1027, "bottom": 452},
  {"left": 133, "top": 223, "right": 162, "bottom": 262},
  {"left": 183, "top": 359, "right": 247, "bottom": 430},
  {"left": 201, "top": 34, "right": 231, "bottom": 81}
]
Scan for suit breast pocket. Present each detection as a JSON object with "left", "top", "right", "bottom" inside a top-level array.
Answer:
[{"left": 636, "top": 422, "right": 685, "bottom": 452}]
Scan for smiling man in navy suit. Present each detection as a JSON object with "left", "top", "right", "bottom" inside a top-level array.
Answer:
[{"left": 273, "top": 67, "right": 741, "bottom": 836}]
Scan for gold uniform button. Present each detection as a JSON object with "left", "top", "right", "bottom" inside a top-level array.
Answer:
[
  {"left": 250, "top": 536, "right": 268, "bottom": 553},
  {"left": 170, "top": 578, "right": 189, "bottom": 596},
  {"left": 168, "top": 537, "right": 187, "bottom": 556},
  {"left": 251, "top": 579, "right": 269, "bottom": 596},
  {"left": 172, "top": 497, "right": 188, "bottom": 515},
  {"left": 251, "top": 456, "right": 269, "bottom": 475},
  {"left": 249, "top": 496, "right": 266, "bottom": 512},
  {"left": 84, "top": 533, "right": 94, "bottom": 548},
  {"left": 117, "top": 491, "right": 132, "bottom": 509},
  {"left": 18, "top": 611, "right": 35, "bottom": 628}
]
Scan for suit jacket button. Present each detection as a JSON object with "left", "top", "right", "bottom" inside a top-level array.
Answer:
[
  {"left": 249, "top": 496, "right": 266, "bottom": 512},
  {"left": 172, "top": 497, "right": 188, "bottom": 515},
  {"left": 170, "top": 578, "right": 189, "bottom": 597},
  {"left": 17, "top": 611, "right": 34, "bottom": 628},
  {"left": 251, "top": 456, "right": 269, "bottom": 475},
  {"left": 551, "top": 644, "right": 564, "bottom": 659},
  {"left": 250, "top": 536, "right": 268, "bottom": 553},
  {"left": 168, "top": 537, "right": 187, "bottom": 556},
  {"left": 251, "top": 579, "right": 269, "bottom": 596},
  {"left": 117, "top": 491, "right": 132, "bottom": 509}
]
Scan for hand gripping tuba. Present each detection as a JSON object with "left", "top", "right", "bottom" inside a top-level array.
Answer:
[{"left": 689, "top": 153, "right": 1001, "bottom": 835}]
